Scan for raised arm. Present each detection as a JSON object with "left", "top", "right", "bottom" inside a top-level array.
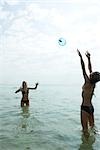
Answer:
[
  {"left": 77, "top": 49, "right": 88, "bottom": 81},
  {"left": 85, "top": 51, "right": 92, "bottom": 73},
  {"left": 28, "top": 83, "right": 39, "bottom": 90}
]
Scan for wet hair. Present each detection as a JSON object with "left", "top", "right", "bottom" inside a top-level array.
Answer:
[
  {"left": 90, "top": 72, "right": 100, "bottom": 84},
  {"left": 22, "top": 81, "right": 27, "bottom": 88}
]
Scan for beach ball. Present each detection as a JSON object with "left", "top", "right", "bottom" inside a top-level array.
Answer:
[{"left": 58, "top": 38, "right": 66, "bottom": 46}]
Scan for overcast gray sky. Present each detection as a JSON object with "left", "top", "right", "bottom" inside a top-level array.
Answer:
[{"left": 0, "top": 0, "right": 100, "bottom": 85}]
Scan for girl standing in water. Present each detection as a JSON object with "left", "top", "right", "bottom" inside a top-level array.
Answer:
[
  {"left": 15, "top": 81, "right": 38, "bottom": 107},
  {"left": 77, "top": 50, "right": 100, "bottom": 136}
]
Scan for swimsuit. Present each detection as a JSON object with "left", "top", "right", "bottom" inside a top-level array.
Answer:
[
  {"left": 21, "top": 99, "right": 29, "bottom": 107},
  {"left": 81, "top": 105, "right": 94, "bottom": 115},
  {"left": 21, "top": 99, "right": 29, "bottom": 103},
  {"left": 22, "top": 90, "right": 29, "bottom": 103},
  {"left": 22, "top": 90, "right": 28, "bottom": 95}
]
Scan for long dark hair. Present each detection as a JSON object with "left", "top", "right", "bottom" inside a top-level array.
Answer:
[
  {"left": 90, "top": 72, "right": 100, "bottom": 84},
  {"left": 22, "top": 81, "right": 27, "bottom": 88}
]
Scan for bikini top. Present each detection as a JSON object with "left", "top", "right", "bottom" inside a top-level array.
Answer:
[{"left": 22, "top": 89, "right": 29, "bottom": 95}]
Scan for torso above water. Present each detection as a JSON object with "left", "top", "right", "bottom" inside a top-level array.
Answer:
[
  {"left": 82, "top": 82, "right": 95, "bottom": 106},
  {"left": 22, "top": 89, "right": 29, "bottom": 101}
]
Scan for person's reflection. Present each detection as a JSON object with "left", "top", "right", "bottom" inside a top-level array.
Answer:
[
  {"left": 21, "top": 106, "right": 30, "bottom": 118},
  {"left": 79, "top": 132, "right": 95, "bottom": 150},
  {"left": 20, "top": 106, "right": 30, "bottom": 130}
]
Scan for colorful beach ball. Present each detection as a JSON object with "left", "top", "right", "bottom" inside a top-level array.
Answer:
[{"left": 58, "top": 38, "right": 66, "bottom": 46}]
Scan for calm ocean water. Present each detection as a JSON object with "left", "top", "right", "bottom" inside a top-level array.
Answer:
[{"left": 0, "top": 84, "right": 100, "bottom": 150}]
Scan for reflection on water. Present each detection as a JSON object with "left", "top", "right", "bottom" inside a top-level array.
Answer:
[
  {"left": 16, "top": 106, "right": 41, "bottom": 135},
  {"left": 79, "top": 132, "right": 95, "bottom": 150},
  {"left": 21, "top": 106, "right": 30, "bottom": 118},
  {"left": 16, "top": 106, "right": 31, "bottom": 133},
  {"left": 21, "top": 106, "right": 30, "bottom": 130}
]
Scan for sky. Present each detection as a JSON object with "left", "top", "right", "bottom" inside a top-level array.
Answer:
[{"left": 0, "top": 0, "right": 100, "bottom": 85}]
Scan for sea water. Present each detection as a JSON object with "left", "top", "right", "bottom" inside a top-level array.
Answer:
[{"left": 0, "top": 84, "right": 100, "bottom": 150}]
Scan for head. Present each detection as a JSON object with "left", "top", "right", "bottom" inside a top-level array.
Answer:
[
  {"left": 22, "top": 81, "right": 27, "bottom": 88},
  {"left": 89, "top": 72, "right": 100, "bottom": 84}
]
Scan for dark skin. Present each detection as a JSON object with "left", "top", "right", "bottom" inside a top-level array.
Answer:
[
  {"left": 15, "top": 81, "right": 38, "bottom": 107},
  {"left": 77, "top": 50, "right": 95, "bottom": 135}
]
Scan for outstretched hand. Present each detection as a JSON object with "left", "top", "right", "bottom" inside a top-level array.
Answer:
[
  {"left": 85, "top": 51, "right": 90, "bottom": 58},
  {"left": 36, "top": 83, "right": 39, "bottom": 86}
]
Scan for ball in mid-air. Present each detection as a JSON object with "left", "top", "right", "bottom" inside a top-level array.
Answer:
[{"left": 58, "top": 38, "right": 66, "bottom": 46}]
